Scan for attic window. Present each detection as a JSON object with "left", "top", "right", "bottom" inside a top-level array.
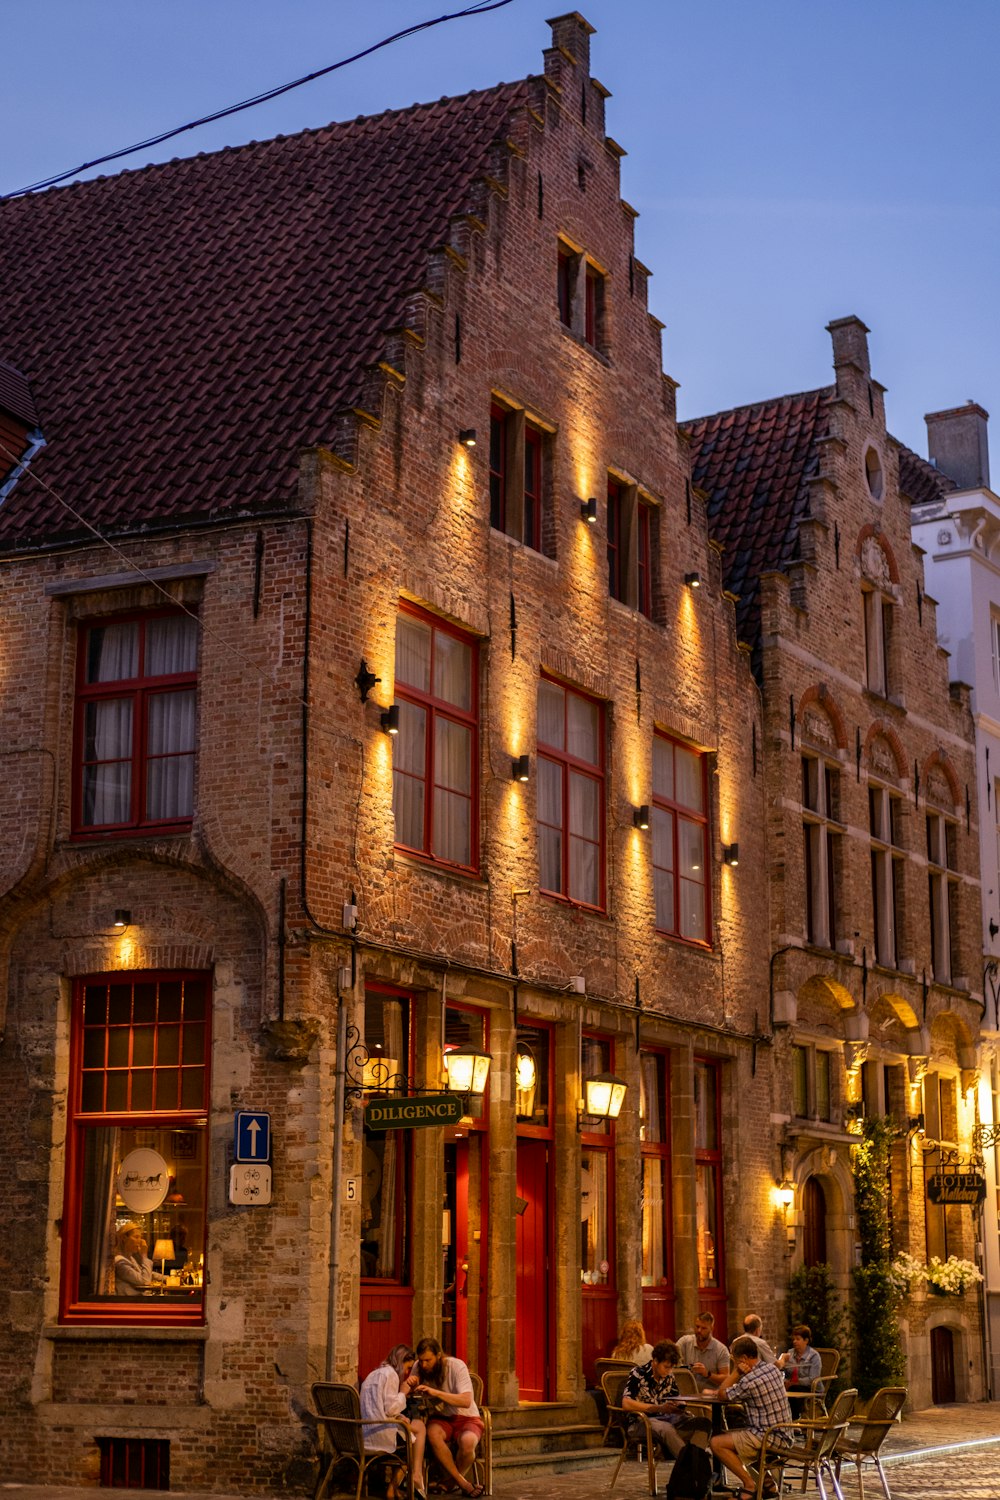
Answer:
[{"left": 864, "top": 446, "right": 884, "bottom": 501}]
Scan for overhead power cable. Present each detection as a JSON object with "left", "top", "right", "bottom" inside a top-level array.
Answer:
[{"left": 2, "top": 0, "right": 513, "bottom": 200}]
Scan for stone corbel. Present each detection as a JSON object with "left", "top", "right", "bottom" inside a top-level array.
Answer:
[
  {"left": 907, "top": 1055, "right": 929, "bottom": 1087},
  {"left": 843, "top": 1040, "right": 869, "bottom": 1074}
]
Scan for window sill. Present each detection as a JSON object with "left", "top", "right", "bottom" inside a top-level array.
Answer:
[
  {"left": 539, "top": 889, "right": 608, "bottom": 919},
  {"left": 45, "top": 1323, "right": 208, "bottom": 1342},
  {"left": 490, "top": 526, "right": 558, "bottom": 566},
  {"left": 391, "top": 849, "right": 487, "bottom": 888},
  {"left": 68, "top": 823, "right": 194, "bottom": 845},
  {"left": 653, "top": 928, "right": 714, "bottom": 955},
  {"left": 559, "top": 324, "right": 612, "bottom": 367}
]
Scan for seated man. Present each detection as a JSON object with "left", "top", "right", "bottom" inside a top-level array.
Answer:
[
  {"left": 621, "top": 1339, "right": 706, "bottom": 1460},
  {"left": 736, "top": 1312, "right": 776, "bottom": 1364},
  {"left": 414, "top": 1336, "right": 485, "bottom": 1498},
  {"left": 711, "top": 1335, "right": 792, "bottom": 1499},
  {"left": 676, "top": 1311, "right": 731, "bottom": 1388},
  {"left": 777, "top": 1323, "right": 823, "bottom": 1393}
]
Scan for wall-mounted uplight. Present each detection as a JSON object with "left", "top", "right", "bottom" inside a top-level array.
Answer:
[
  {"left": 113, "top": 909, "right": 132, "bottom": 930},
  {"left": 380, "top": 704, "right": 400, "bottom": 735},
  {"left": 578, "top": 1072, "right": 627, "bottom": 1129},
  {"left": 443, "top": 1045, "right": 492, "bottom": 1097},
  {"left": 723, "top": 842, "right": 739, "bottom": 867},
  {"left": 458, "top": 428, "right": 477, "bottom": 448},
  {"left": 512, "top": 753, "right": 531, "bottom": 782},
  {"left": 684, "top": 571, "right": 701, "bottom": 589},
  {"left": 581, "top": 496, "right": 598, "bottom": 524},
  {"left": 633, "top": 805, "right": 650, "bottom": 830}
]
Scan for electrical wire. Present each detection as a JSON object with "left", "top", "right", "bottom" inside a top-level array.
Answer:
[{"left": 2, "top": 0, "right": 513, "bottom": 200}]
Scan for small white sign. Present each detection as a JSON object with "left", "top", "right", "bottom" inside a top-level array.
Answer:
[
  {"left": 345, "top": 1177, "right": 358, "bottom": 1201},
  {"left": 229, "top": 1162, "right": 273, "bottom": 1205},
  {"left": 118, "top": 1149, "right": 170, "bottom": 1213}
]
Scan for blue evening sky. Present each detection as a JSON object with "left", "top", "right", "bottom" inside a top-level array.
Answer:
[{"left": 4, "top": 1, "right": 998, "bottom": 459}]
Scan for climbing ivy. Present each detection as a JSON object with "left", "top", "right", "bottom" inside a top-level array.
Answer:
[{"left": 850, "top": 1116, "right": 906, "bottom": 1399}]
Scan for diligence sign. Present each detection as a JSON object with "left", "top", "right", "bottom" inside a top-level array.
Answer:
[
  {"left": 365, "top": 1094, "right": 464, "bottom": 1131},
  {"left": 926, "top": 1171, "right": 986, "bottom": 1206}
]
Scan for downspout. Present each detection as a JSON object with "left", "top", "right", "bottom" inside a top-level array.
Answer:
[{"left": 326, "top": 983, "right": 349, "bottom": 1381}]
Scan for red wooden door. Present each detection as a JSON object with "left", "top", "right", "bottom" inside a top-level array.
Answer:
[
  {"left": 516, "top": 1137, "right": 551, "bottom": 1400},
  {"left": 358, "top": 1284, "right": 414, "bottom": 1380},
  {"left": 931, "top": 1325, "right": 955, "bottom": 1403}
]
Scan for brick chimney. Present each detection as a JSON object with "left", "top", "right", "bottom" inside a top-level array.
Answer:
[
  {"left": 546, "top": 12, "right": 594, "bottom": 74},
  {"left": 925, "top": 402, "right": 990, "bottom": 491},
  {"left": 827, "top": 315, "right": 871, "bottom": 377}
]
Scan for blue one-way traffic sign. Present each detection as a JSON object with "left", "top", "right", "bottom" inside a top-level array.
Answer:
[{"left": 234, "top": 1110, "right": 271, "bottom": 1163}]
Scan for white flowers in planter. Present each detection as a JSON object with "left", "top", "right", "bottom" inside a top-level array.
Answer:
[{"left": 890, "top": 1251, "right": 983, "bottom": 1296}]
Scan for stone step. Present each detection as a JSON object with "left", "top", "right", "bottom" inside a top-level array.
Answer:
[
  {"left": 492, "top": 1446, "right": 616, "bottom": 1480},
  {"left": 490, "top": 1422, "right": 605, "bottom": 1456},
  {"left": 490, "top": 1400, "right": 598, "bottom": 1435}
]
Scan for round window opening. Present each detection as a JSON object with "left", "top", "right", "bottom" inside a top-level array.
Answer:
[{"left": 865, "top": 446, "right": 884, "bottom": 501}]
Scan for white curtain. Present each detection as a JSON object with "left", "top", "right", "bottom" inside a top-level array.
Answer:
[
  {"left": 146, "top": 690, "right": 196, "bottom": 819},
  {"left": 146, "top": 615, "right": 197, "bottom": 675},
  {"left": 375, "top": 1000, "right": 405, "bottom": 1278},
  {"left": 433, "top": 631, "right": 471, "bottom": 710},
  {"left": 653, "top": 806, "right": 674, "bottom": 931},
  {"left": 87, "top": 621, "right": 138, "bottom": 682},
  {"left": 433, "top": 716, "right": 470, "bottom": 864},
  {"left": 569, "top": 771, "right": 599, "bottom": 904},
  {"left": 83, "top": 700, "right": 133, "bottom": 823},
  {"left": 537, "top": 757, "right": 562, "bottom": 891},
  {"left": 642, "top": 1157, "right": 666, "bottom": 1285},
  {"left": 567, "top": 692, "right": 599, "bottom": 764},
  {"left": 393, "top": 701, "right": 426, "bottom": 848},
  {"left": 396, "top": 615, "right": 431, "bottom": 692},
  {"left": 537, "top": 680, "right": 565, "bottom": 748},
  {"left": 87, "top": 1126, "right": 121, "bottom": 1296}
]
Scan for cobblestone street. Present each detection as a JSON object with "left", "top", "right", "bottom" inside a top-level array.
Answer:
[{"left": 4, "top": 1404, "right": 999, "bottom": 1500}]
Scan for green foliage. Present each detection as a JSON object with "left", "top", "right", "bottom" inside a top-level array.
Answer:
[
  {"left": 787, "top": 1262, "right": 850, "bottom": 1356},
  {"left": 851, "top": 1116, "right": 906, "bottom": 1399},
  {"left": 851, "top": 1263, "right": 906, "bottom": 1399}
]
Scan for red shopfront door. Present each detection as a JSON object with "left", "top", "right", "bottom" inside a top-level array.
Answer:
[{"left": 515, "top": 1136, "right": 551, "bottom": 1400}]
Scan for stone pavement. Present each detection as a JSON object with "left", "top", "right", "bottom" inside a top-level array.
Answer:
[{"left": 2, "top": 1404, "right": 998, "bottom": 1500}]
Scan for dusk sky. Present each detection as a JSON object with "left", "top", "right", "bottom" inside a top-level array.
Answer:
[{"left": 5, "top": 1, "right": 998, "bottom": 460}]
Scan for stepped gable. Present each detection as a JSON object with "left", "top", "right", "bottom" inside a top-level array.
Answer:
[
  {"left": 0, "top": 79, "right": 529, "bottom": 547},
  {"left": 897, "top": 443, "right": 956, "bottom": 507},
  {"left": 681, "top": 386, "right": 832, "bottom": 669}
]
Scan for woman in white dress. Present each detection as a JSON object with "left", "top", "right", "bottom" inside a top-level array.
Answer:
[{"left": 360, "top": 1344, "right": 427, "bottom": 1498}]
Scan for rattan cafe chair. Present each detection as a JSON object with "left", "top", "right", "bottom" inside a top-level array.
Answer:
[
  {"left": 311, "top": 1381, "right": 416, "bottom": 1500},
  {"left": 602, "top": 1369, "right": 658, "bottom": 1496},
  {"left": 834, "top": 1386, "right": 906, "bottom": 1500},
  {"left": 468, "top": 1370, "right": 493, "bottom": 1495},
  {"left": 749, "top": 1386, "right": 857, "bottom": 1500}
]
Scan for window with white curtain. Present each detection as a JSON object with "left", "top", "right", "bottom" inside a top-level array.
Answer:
[
  {"left": 537, "top": 676, "right": 604, "bottom": 909},
  {"left": 927, "top": 809, "right": 959, "bottom": 984},
  {"left": 652, "top": 733, "right": 709, "bottom": 943},
  {"left": 392, "top": 605, "right": 478, "bottom": 871},
  {"left": 75, "top": 612, "right": 198, "bottom": 833},
  {"left": 869, "top": 783, "right": 904, "bottom": 968}
]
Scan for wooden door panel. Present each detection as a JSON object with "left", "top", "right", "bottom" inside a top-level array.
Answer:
[
  {"left": 516, "top": 1138, "right": 550, "bottom": 1400},
  {"left": 358, "top": 1285, "right": 414, "bottom": 1381}
]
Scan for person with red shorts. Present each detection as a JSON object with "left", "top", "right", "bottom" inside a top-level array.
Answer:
[{"left": 414, "top": 1337, "right": 486, "bottom": 1497}]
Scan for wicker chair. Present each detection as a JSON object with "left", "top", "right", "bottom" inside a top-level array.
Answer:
[
  {"left": 468, "top": 1371, "right": 493, "bottom": 1495},
  {"left": 749, "top": 1386, "right": 857, "bottom": 1500},
  {"left": 834, "top": 1386, "right": 906, "bottom": 1500},
  {"left": 602, "top": 1369, "right": 658, "bottom": 1495},
  {"left": 311, "top": 1381, "right": 416, "bottom": 1500}
]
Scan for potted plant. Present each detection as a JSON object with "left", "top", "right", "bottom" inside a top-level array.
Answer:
[{"left": 924, "top": 1255, "right": 983, "bottom": 1297}]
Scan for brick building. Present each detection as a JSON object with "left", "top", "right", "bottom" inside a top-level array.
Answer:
[
  {"left": 683, "top": 317, "right": 986, "bottom": 1409},
  {"left": 0, "top": 15, "right": 780, "bottom": 1492}
]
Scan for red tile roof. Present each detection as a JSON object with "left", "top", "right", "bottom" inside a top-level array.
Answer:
[
  {"left": 0, "top": 82, "right": 529, "bottom": 548},
  {"left": 682, "top": 388, "right": 832, "bottom": 666},
  {"left": 682, "top": 389, "right": 954, "bottom": 673}
]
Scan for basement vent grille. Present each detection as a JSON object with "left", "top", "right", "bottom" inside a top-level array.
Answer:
[{"left": 98, "top": 1436, "right": 170, "bottom": 1489}]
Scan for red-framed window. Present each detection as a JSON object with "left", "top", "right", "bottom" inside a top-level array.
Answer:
[
  {"left": 694, "top": 1057, "right": 726, "bottom": 1317},
  {"left": 60, "top": 972, "right": 210, "bottom": 1324},
  {"left": 361, "top": 985, "right": 414, "bottom": 1283},
  {"left": 392, "top": 604, "right": 479, "bottom": 872},
  {"left": 637, "top": 501, "right": 653, "bottom": 619},
  {"left": 607, "top": 480, "right": 624, "bottom": 602},
  {"left": 639, "top": 1048, "right": 673, "bottom": 1296},
  {"left": 585, "top": 264, "right": 600, "bottom": 347},
  {"left": 557, "top": 246, "right": 574, "bottom": 326},
  {"left": 74, "top": 610, "right": 198, "bottom": 835},
  {"left": 489, "top": 404, "right": 507, "bottom": 532},
  {"left": 537, "top": 676, "right": 605, "bottom": 910},
  {"left": 652, "top": 733, "right": 710, "bottom": 944},
  {"left": 524, "top": 424, "right": 543, "bottom": 553}
]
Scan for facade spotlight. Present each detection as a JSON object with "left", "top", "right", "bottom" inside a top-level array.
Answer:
[
  {"left": 581, "top": 497, "right": 598, "bottom": 524},
  {"left": 380, "top": 704, "right": 400, "bottom": 734}
]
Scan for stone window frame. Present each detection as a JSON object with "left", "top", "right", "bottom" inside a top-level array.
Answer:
[
  {"left": 557, "top": 237, "right": 608, "bottom": 354},
  {"left": 926, "top": 804, "right": 960, "bottom": 987},
  {"left": 869, "top": 780, "right": 905, "bottom": 970},
  {"left": 60, "top": 969, "right": 211, "bottom": 1326},
  {"left": 606, "top": 472, "right": 659, "bottom": 618},
  {"left": 791, "top": 1041, "right": 836, "bottom": 1124}
]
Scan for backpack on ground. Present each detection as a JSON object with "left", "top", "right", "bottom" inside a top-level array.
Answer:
[{"left": 665, "top": 1437, "right": 712, "bottom": 1500}]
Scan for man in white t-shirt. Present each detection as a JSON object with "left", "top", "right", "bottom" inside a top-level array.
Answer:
[{"left": 415, "top": 1337, "right": 485, "bottom": 1498}]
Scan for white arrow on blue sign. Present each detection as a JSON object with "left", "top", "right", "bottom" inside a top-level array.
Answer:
[{"left": 234, "top": 1110, "right": 271, "bottom": 1163}]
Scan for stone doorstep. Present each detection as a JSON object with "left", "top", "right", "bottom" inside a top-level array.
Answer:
[
  {"left": 492, "top": 1448, "right": 616, "bottom": 1478},
  {"left": 490, "top": 1422, "right": 605, "bottom": 1456},
  {"left": 490, "top": 1400, "right": 597, "bottom": 1434}
]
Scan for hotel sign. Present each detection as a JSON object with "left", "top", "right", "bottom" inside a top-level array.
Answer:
[
  {"left": 926, "top": 1171, "right": 986, "bottom": 1206},
  {"left": 364, "top": 1094, "right": 464, "bottom": 1131}
]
